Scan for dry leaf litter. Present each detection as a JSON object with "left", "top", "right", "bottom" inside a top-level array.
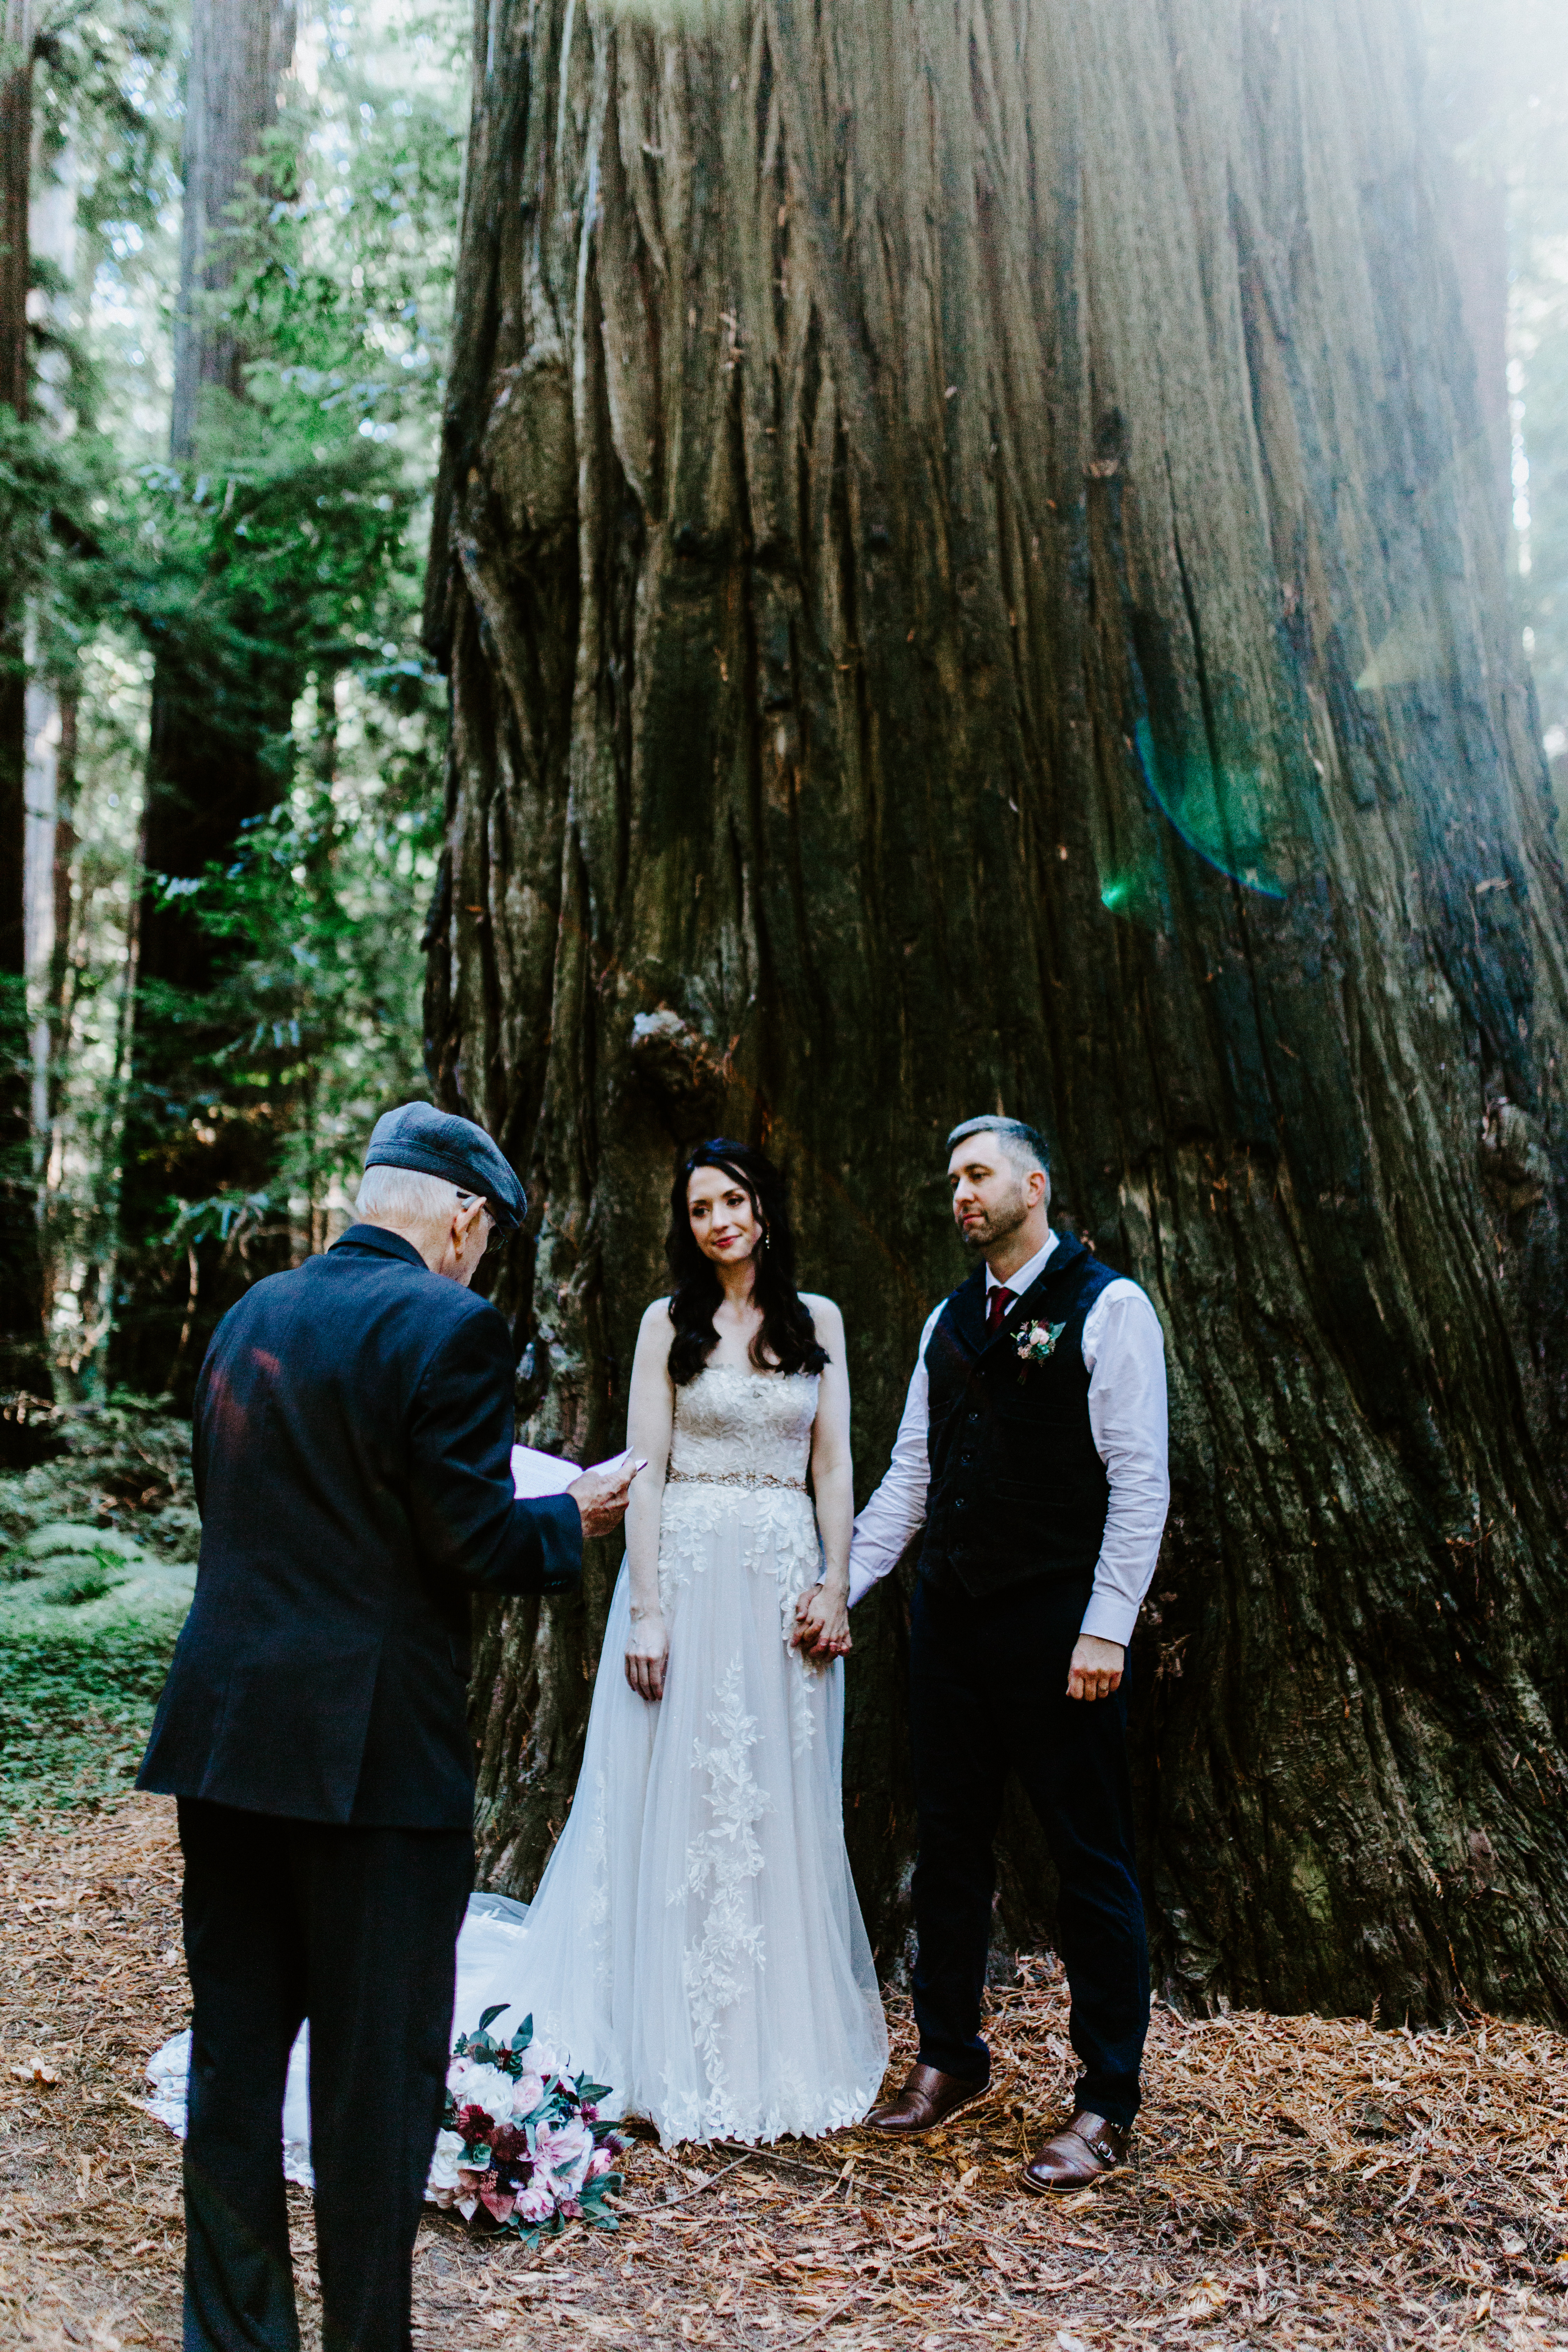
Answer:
[{"left": 2, "top": 1797, "right": 1565, "bottom": 2352}]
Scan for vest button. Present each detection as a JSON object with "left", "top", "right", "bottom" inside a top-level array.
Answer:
[{"left": 954, "top": 1496, "right": 968, "bottom": 1512}]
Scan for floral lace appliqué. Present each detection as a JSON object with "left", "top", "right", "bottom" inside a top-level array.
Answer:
[{"left": 674, "top": 1655, "right": 771, "bottom": 2134}]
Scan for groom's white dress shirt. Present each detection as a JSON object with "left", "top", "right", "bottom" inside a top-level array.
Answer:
[{"left": 846, "top": 1234, "right": 1170, "bottom": 1646}]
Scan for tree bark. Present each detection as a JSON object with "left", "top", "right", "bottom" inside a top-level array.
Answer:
[
  {"left": 0, "top": 0, "right": 52, "bottom": 1417},
  {"left": 427, "top": 0, "right": 1568, "bottom": 2022},
  {"left": 115, "top": 0, "right": 298, "bottom": 1401}
]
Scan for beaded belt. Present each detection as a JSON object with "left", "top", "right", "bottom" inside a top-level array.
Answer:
[{"left": 665, "top": 1468, "right": 808, "bottom": 1493}]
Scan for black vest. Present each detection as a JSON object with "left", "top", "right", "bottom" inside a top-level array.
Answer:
[{"left": 918, "top": 1233, "right": 1120, "bottom": 1601}]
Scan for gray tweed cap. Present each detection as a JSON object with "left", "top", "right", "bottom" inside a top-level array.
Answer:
[{"left": 363, "top": 1103, "right": 526, "bottom": 1234}]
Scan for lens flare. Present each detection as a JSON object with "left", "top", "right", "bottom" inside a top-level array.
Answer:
[{"left": 1130, "top": 718, "right": 1286, "bottom": 901}]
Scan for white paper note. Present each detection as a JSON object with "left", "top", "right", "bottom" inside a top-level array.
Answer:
[{"left": 510, "top": 1444, "right": 639, "bottom": 1499}]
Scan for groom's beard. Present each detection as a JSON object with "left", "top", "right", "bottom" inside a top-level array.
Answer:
[{"left": 958, "top": 1185, "right": 1032, "bottom": 1253}]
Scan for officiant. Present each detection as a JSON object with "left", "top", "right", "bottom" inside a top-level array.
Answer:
[
  {"left": 138, "top": 1104, "right": 638, "bottom": 2352},
  {"left": 847, "top": 1116, "right": 1168, "bottom": 2192}
]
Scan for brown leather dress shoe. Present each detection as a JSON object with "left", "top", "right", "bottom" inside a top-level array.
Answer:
[
  {"left": 865, "top": 2062, "right": 990, "bottom": 2135},
  {"left": 1021, "top": 2109, "right": 1129, "bottom": 2191}
]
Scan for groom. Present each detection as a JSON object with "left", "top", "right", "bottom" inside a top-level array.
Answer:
[
  {"left": 138, "top": 1104, "right": 637, "bottom": 2352},
  {"left": 848, "top": 1117, "right": 1168, "bottom": 2189}
]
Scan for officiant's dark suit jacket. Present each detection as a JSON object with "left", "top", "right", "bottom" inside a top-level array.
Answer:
[{"left": 137, "top": 1224, "right": 582, "bottom": 1830}]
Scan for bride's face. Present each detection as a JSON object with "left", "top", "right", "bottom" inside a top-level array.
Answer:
[{"left": 687, "top": 1166, "right": 763, "bottom": 1268}]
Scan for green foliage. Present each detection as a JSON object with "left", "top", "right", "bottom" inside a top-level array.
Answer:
[
  {"left": 0, "top": 1400, "right": 197, "bottom": 1814},
  {"left": 22, "top": 1, "right": 468, "bottom": 1382}
]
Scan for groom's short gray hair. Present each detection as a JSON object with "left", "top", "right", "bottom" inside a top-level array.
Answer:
[{"left": 946, "top": 1115, "right": 1050, "bottom": 1177}]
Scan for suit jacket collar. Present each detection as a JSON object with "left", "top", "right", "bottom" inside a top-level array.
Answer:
[{"left": 330, "top": 1223, "right": 431, "bottom": 1272}]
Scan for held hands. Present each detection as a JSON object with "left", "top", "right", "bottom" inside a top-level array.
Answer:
[
  {"left": 567, "top": 1452, "right": 645, "bottom": 1541},
  {"left": 1067, "top": 1633, "right": 1125, "bottom": 1702},
  {"left": 791, "top": 1582, "right": 851, "bottom": 1664},
  {"left": 624, "top": 1605, "right": 669, "bottom": 1701}
]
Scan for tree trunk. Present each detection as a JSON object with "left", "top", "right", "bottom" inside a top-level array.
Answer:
[
  {"left": 0, "top": 0, "right": 52, "bottom": 1420},
  {"left": 426, "top": 0, "right": 1568, "bottom": 2022},
  {"left": 115, "top": 0, "right": 297, "bottom": 1401}
]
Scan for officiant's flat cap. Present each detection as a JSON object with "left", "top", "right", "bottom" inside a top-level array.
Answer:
[{"left": 364, "top": 1103, "right": 527, "bottom": 1233}]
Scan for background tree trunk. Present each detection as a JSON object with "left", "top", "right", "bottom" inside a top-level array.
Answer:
[
  {"left": 426, "top": 0, "right": 1568, "bottom": 2022},
  {"left": 115, "top": 0, "right": 297, "bottom": 1400},
  {"left": 0, "top": 0, "right": 53, "bottom": 1420}
]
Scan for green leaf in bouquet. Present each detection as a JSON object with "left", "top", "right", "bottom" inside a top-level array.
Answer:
[
  {"left": 478, "top": 2004, "right": 510, "bottom": 2034},
  {"left": 516, "top": 2014, "right": 533, "bottom": 2046},
  {"left": 575, "top": 2078, "right": 613, "bottom": 2105}
]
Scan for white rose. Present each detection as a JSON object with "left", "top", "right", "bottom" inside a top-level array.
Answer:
[{"left": 427, "top": 2131, "right": 466, "bottom": 2193}]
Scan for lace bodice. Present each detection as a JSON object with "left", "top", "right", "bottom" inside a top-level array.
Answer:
[
  {"left": 667, "top": 1364, "right": 819, "bottom": 1485},
  {"left": 658, "top": 1366, "right": 823, "bottom": 1644}
]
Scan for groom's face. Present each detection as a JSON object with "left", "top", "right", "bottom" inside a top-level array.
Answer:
[{"left": 948, "top": 1136, "right": 1041, "bottom": 1252}]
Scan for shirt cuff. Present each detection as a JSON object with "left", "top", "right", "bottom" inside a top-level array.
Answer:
[
  {"left": 847, "top": 1555, "right": 881, "bottom": 1608},
  {"left": 1078, "top": 1588, "right": 1139, "bottom": 1647}
]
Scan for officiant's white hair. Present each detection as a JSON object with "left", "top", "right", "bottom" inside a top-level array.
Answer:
[
  {"left": 354, "top": 1166, "right": 466, "bottom": 1226},
  {"left": 946, "top": 1115, "right": 1050, "bottom": 1177}
]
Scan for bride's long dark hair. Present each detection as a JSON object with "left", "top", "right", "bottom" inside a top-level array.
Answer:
[{"left": 665, "top": 1139, "right": 828, "bottom": 1387}]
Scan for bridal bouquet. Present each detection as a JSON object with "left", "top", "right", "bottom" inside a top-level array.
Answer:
[{"left": 426, "top": 2005, "right": 627, "bottom": 2243}]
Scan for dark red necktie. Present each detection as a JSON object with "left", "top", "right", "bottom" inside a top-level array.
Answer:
[{"left": 986, "top": 1284, "right": 1014, "bottom": 1335}]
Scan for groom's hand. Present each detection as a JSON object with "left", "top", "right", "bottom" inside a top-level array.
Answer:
[
  {"left": 1066, "top": 1634, "right": 1125, "bottom": 1702},
  {"left": 567, "top": 1452, "right": 643, "bottom": 1540}
]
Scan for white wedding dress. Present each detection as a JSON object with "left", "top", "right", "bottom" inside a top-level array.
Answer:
[
  {"left": 147, "top": 1363, "right": 887, "bottom": 2165},
  {"left": 457, "top": 1364, "right": 888, "bottom": 2144}
]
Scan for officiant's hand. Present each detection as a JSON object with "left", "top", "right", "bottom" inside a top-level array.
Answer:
[
  {"left": 792, "top": 1582, "right": 850, "bottom": 1663},
  {"left": 568, "top": 1452, "right": 642, "bottom": 1541},
  {"left": 1066, "top": 1633, "right": 1124, "bottom": 1702},
  {"left": 624, "top": 1605, "right": 669, "bottom": 1701}
]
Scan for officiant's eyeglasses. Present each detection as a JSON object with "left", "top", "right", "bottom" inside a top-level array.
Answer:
[{"left": 454, "top": 1189, "right": 499, "bottom": 1250}]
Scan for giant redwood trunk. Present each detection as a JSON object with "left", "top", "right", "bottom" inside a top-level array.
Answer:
[{"left": 425, "top": 0, "right": 1568, "bottom": 2022}]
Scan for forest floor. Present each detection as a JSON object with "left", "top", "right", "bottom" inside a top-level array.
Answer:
[
  {"left": 2, "top": 1791, "right": 1565, "bottom": 2352},
  {"left": 2, "top": 1414, "right": 1566, "bottom": 2352}
]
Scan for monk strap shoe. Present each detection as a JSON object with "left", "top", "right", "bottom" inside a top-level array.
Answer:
[{"left": 1021, "top": 2109, "right": 1129, "bottom": 2191}]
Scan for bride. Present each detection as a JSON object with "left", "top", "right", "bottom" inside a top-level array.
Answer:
[{"left": 455, "top": 1138, "right": 888, "bottom": 2145}]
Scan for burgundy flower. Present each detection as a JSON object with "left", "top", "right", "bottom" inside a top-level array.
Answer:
[
  {"left": 456, "top": 2104, "right": 495, "bottom": 2143},
  {"left": 489, "top": 2125, "right": 528, "bottom": 2166}
]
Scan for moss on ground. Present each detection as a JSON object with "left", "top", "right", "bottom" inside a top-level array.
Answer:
[{"left": 0, "top": 1402, "right": 198, "bottom": 1814}]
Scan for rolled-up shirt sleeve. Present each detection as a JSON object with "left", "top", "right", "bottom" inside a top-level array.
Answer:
[
  {"left": 407, "top": 1307, "right": 583, "bottom": 1597},
  {"left": 1079, "top": 1282, "right": 1170, "bottom": 1647},
  {"left": 848, "top": 1303, "right": 944, "bottom": 1605}
]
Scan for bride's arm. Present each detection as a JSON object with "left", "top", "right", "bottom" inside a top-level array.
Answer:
[
  {"left": 794, "top": 1298, "right": 853, "bottom": 1662},
  {"left": 624, "top": 1300, "right": 676, "bottom": 1701}
]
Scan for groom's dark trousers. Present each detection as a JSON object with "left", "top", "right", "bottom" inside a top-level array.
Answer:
[
  {"left": 908, "top": 1573, "right": 1149, "bottom": 2127},
  {"left": 138, "top": 1225, "right": 583, "bottom": 2352}
]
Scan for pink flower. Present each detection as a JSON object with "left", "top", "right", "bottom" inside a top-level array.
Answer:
[
  {"left": 533, "top": 2116, "right": 593, "bottom": 2194},
  {"left": 507, "top": 2070, "right": 545, "bottom": 2119},
  {"left": 586, "top": 2145, "right": 616, "bottom": 2180},
  {"left": 515, "top": 2175, "right": 555, "bottom": 2225}
]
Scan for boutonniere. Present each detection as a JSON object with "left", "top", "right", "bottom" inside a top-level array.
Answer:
[{"left": 1015, "top": 1319, "right": 1067, "bottom": 1381}]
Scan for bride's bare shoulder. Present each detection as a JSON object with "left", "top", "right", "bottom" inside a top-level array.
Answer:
[
  {"left": 799, "top": 1291, "right": 846, "bottom": 1334},
  {"left": 639, "top": 1296, "right": 677, "bottom": 1331}
]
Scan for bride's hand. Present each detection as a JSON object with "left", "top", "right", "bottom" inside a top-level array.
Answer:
[
  {"left": 624, "top": 1606, "right": 669, "bottom": 1701},
  {"left": 791, "top": 1583, "right": 850, "bottom": 1664}
]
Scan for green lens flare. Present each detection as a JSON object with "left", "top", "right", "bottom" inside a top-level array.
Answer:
[{"left": 1132, "top": 719, "right": 1286, "bottom": 900}]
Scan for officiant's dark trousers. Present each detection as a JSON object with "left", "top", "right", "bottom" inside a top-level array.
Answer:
[
  {"left": 907, "top": 1574, "right": 1149, "bottom": 2125},
  {"left": 177, "top": 1800, "right": 472, "bottom": 2352}
]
